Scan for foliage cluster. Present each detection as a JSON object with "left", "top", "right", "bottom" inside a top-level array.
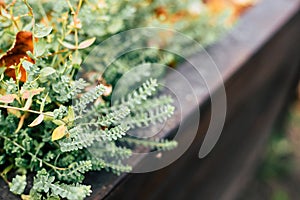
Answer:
[{"left": 0, "top": 0, "right": 238, "bottom": 199}]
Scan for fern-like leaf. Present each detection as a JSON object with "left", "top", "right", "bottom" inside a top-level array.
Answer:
[
  {"left": 96, "top": 124, "right": 130, "bottom": 141},
  {"left": 114, "top": 79, "right": 158, "bottom": 109},
  {"left": 91, "top": 158, "right": 132, "bottom": 175},
  {"left": 97, "top": 106, "right": 130, "bottom": 126},
  {"left": 88, "top": 142, "right": 132, "bottom": 160},
  {"left": 129, "top": 95, "right": 173, "bottom": 113},
  {"left": 121, "top": 137, "right": 178, "bottom": 151},
  {"left": 74, "top": 84, "right": 106, "bottom": 114},
  {"left": 57, "top": 161, "right": 92, "bottom": 183},
  {"left": 125, "top": 105, "right": 175, "bottom": 128},
  {"left": 31, "top": 169, "right": 91, "bottom": 200},
  {"left": 59, "top": 127, "right": 95, "bottom": 152}
]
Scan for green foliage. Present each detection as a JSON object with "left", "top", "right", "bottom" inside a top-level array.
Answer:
[
  {"left": 59, "top": 127, "right": 95, "bottom": 152},
  {"left": 57, "top": 161, "right": 92, "bottom": 183},
  {"left": 9, "top": 175, "right": 27, "bottom": 195},
  {"left": 89, "top": 142, "right": 132, "bottom": 160},
  {"left": 59, "top": 123, "right": 130, "bottom": 151},
  {"left": 125, "top": 105, "right": 175, "bottom": 128},
  {"left": 31, "top": 169, "right": 91, "bottom": 200},
  {"left": 97, "top": 106, "right": 130, "bottom": 126},
  {"left": 113, "top": 79, "right": 159, "bottom": 110},
  {"left": 130, "top": 95, "right": 174, "bottom": 113},
  {"left": 52, "top": 78, "right": 88, "bottom": 103},
  {"left": 258, "top": 131, "right": 293, "bottom": 181},
  {"left": 53, "top": 106, "right": 68, "bottom": 120},
  {"left": 0, "top": 0, "right": 231, "bottom": 199},
  {"left": 98, "top": 124, "right": 130, "bottom": 141},
  {"left": 74, "top": 84, "right": 106, "bottom": 113},
  {"left": 121, "top": 137, "right": 178, "bottom": 151}
]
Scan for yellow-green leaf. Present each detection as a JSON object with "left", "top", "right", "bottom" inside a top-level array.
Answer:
[
  {"left": 52, "top": 125, "right": 67, "bottom": 141},
  {"left": 0, "top": 67, "right": 6, "bottom": 75},
  {"left": 39, "top": 92, "right": 49, "bottom": 112},
  {"left": 21, "top": 194, "right": 31, "bottom": 200},
  {"left": 52, "top": 119, "right": 65, "bottom": 126},
  {"left": 67, "top": 106, "right": 75, "bottom": 122},
  {"left": 43, "top": 112, "right": 54, "bottom": 121}
]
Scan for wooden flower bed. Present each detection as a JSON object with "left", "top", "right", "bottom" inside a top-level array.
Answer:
[{"left": 1, "top": 0, "right": 300, "bottom": 199}]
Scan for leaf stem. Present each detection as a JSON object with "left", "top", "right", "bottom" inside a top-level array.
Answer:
[
  {"left": 0, "top": 135, "right": 66, "bottom": 171},
  {"left": 0, "top": 105, "right": 54, "bottom": 117},
  {"left": 0, "top": 173, "right": 9, "bottom": 185}
]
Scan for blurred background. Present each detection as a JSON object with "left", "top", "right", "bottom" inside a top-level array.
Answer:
[{"left": 239, "top": 83, "right": 300, "bottom": 200}]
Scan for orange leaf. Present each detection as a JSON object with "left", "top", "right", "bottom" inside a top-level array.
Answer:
[
  {"left": 52, "top": 125, "right": 67, "bottom": 141},
  {"left": 15, "top": 114, "right": 27, "bottom": 133},
  {"left": 204, "top": 0, "right": 256, "bottom": 24},
  {"left": 155, "top": 6, "right": 168, "bottom": 20},
  {"left": 0, "top": 0, "right": 5, "bottom": 8},
  {"left": 0, "top": 31, "right": 35, "bottom": 82}
]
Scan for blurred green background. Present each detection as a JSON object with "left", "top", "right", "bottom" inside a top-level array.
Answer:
[{"left": 240, "top": 83, "right": 300, "bottom": 200}]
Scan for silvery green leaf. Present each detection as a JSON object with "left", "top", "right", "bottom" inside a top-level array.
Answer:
[
  {"left": 34, "top": 24, "right": 53, "bottom": 38},
  {"left": 40, "top": 67, "right": 56, "bottom": 77}
]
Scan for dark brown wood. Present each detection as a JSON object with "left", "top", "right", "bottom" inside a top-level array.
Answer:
[{"left": 87, "top": 0, "right": 300, "bottom": 199}]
